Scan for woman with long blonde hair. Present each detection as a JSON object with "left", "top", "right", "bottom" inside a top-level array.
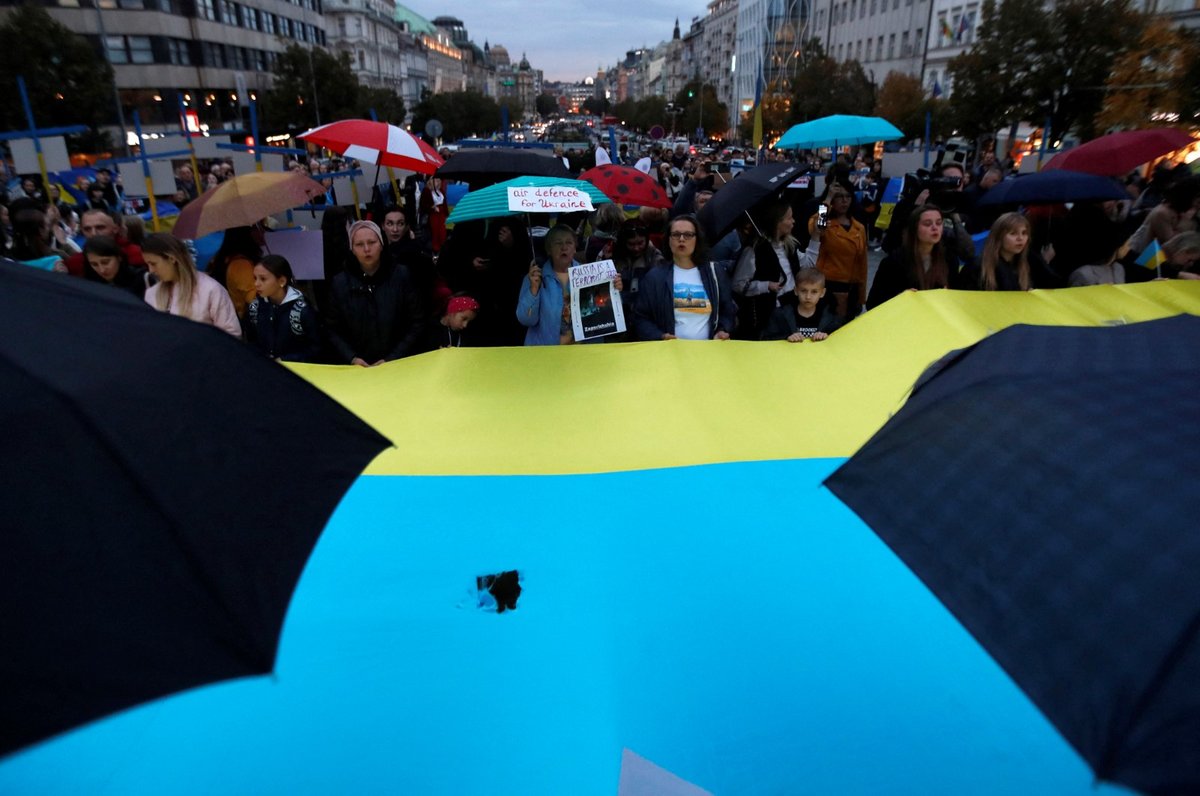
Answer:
[
  {"left": 141, "top": 232, "right": 241, "bottom": 337},
  {"left": 967, "top": 212, "right": 1033, "bottom": 291}
]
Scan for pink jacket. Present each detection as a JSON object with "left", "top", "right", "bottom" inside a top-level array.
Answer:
[{"left": 144, "top": 271, "right": 242, "bottom": 338}]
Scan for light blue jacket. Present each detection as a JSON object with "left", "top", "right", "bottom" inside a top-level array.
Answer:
[{"left": 515, "top": 261, "right": 575, "bottom": 346}]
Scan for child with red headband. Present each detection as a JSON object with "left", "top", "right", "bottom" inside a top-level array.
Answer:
[{"left": 426, "top": 294, "right": 480, "bottom": 350}]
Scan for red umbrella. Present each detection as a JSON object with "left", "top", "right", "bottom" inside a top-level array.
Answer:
[
  {"left": 579, "top": 164, "right": 673, "bottom": 209},
  {"left": 298, "top": 119, "right": 444, "bottom": 174},
  {"left": 1042, "top": 129, "right": 1196, "bottom": 176}
]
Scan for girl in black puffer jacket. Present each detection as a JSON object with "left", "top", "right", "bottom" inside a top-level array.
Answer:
[{"left": 245, "top": 254, "right": 321, "bottom": 362}]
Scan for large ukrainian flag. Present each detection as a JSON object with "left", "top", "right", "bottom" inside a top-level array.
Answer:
[{"left": 3, "top": 283, "right": 1197, "bottom": 794}]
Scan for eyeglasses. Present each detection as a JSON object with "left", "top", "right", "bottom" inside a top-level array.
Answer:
[{"left": 669, "top": 231, "right": 697, "bottom": 241}]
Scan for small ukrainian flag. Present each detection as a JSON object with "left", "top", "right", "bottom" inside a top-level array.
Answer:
[{"left": 1135, "top": 239, "right": 1167, "bottom": 270}]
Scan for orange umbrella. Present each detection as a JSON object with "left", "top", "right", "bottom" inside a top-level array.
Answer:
[{"left": 173, "top": 172, "right": 328, "bottom": 239}]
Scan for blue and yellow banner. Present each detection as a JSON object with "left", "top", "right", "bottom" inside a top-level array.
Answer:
[{"left": 3, "top": 283, "right": 1197, "bottom": 794}]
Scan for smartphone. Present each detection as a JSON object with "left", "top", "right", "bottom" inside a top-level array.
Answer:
[{"left": 817, "top": 203, "right": 829, "bottom": 228}]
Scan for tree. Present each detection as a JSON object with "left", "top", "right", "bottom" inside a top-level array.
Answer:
[
  {"left": 535, "top": 93, "right": 559, "bottom": 118},
  {"left": 673, "top": 81, "right": 729, "bottom": 139},
  {"left": 1038, "top": 0, "right": 1145, "bottom": 141},
  {"left": 262, "top": 46, "right": 405, "bottom": 130},
  {"left": 949, "top": 0, "right": 1142, "bottom": 141},
  {"left": 610, "top": 96, "right": 668, "bottom": 133},
  {"left": 357, "top": 87, "right": 406, "bottom": 127},
  {"left": 947, "top": 0, "right": 1051, "bottom": 140},
  {"left": 0, "top": 7, "right": 117, "bottom": 137},
  {"left": 1096, "top": 17, "right": 1200, "bottom": 131},
  {"left": 789, "top": 41, "right": 875, "bottom": 125},
  {"left": 582, "top": 96, "right": 609, "bottom": 116},
  {"left": 263, "top": 45, "right": 360, "bottom": 130},
  {"left": 874, "top": 71, "right": 951, "bottom": 143},
  {"left": 410, "top": 90, "right": 501, "bottom": 141}
]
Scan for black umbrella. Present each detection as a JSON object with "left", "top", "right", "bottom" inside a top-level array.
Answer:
[
  {"left": 696, "top": 162, "right": 804, "bottom": 242},
  {"left": 978, "top": 170, "right": 1127, "bottom": 206},
  {"left": 0, "top": 263, "right": 390, "bottom": 756},
  {"left": 435, "top": 149, "right": 572, "bottom": 188},
  {"left": 825, "top": 316, "right": 1200, "bottom": 796}
]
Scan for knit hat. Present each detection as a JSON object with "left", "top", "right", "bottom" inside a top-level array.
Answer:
[{"left": 347, "top": 220, "right": 384, "bottom": 248}]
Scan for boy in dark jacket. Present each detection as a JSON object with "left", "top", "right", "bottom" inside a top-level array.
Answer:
[{"left": 760, "top": 268, "right": 840, "bottom": 342}]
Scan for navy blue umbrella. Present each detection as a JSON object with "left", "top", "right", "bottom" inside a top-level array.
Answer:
[
  {"left": 826, "top": 316, "right": 1200, "bottom": 796},
  {"left": 978, "top": 170, "right": 1126, "bottom": 206},
  {"left": 0, "top": 263, "right": 391, "bottom": 756}
]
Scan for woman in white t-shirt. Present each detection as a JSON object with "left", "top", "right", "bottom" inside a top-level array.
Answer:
[{"left": 631, "top": 215, "right": 737, "bottom": 341}]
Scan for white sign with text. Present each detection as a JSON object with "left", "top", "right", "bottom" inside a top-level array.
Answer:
[{"left": 507, "top": 186, "right": 595, "bottom": 214}]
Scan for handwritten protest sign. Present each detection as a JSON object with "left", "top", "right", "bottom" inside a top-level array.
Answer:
[
  {"left": 507, "top": 186, "right": 595, "bottom": 214},
  {"left": 569, "top": 259, "right": 625, "bottom": 342}
]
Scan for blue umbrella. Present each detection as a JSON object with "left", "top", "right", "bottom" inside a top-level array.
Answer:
[
  {"left": 447, "top": 176, "right": 611, "bottom": 225},
  {"left": 827, "top": 316, "right": 1200, "bottom": 794},
  {"left": 978, "top": 171, "right": 1126, "bottom": 206},
  {"left": 775, "top": 115, "right": 904, "bottom": 150}
]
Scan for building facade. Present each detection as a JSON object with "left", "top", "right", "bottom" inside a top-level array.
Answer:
[
  {"left": 813, "top": 0, "right": 932, "bottom": 84},
  {"left": 324, "top": 0, "right": 403, "bottom": 93},
  {"left": 733, "top": 0, "right": 814, "bottom": 130},
  {"left": 0, "top": 0, "right": 327, "bottom": 128}
]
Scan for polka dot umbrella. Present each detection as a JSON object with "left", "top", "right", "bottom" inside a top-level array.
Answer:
[{"left": 579, "top": 165, "right": 673, "bottom": 209}]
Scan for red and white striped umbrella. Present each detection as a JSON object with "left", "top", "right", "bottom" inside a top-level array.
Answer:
[{"left": 298, "top": 119, "right": 444, "bottom": 174}]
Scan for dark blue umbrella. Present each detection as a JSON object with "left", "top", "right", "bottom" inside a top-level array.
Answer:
[
  {"left": 826, "top": 316, "right": 1200, "bottom": 795},
  {"left": 978, "top": 171, "right": 1126, "bottom": 206},
  {"left": 0, "top": 264, "right": 391, "bottom": 756}
]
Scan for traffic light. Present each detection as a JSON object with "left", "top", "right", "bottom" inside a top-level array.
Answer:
[{"left": 688, "top": 89, "right": 695, "bottom": 98}]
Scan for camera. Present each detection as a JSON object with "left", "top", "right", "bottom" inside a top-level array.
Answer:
[{"left": 900, "top": 169, "right": 963, "bottom": 213}]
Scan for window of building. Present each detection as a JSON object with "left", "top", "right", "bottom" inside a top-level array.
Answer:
[
  {"left": 870, "top": 0, "right": 877, "bottom": 13},
  {"left": 916, "top": 28, "right": 923, "bottom": 48},
  {"left": 877, "top": 35, "right": 884, "bottom": 58},
  {"left": 117, "top": 0, "right": 145, "bottom": 9},
  {"left": 128, "top": 35, "right": 153, "bottom": 63},
  {"left": 358, "top": 50, "right": 365, "bottom": 69},
  {"left": 195, "top": 0, "right": 215, "bottom": 20},
  {"left": 244, "top": 6, "right": 259, "bottom": 30},
  {"left": 255, "top": 49, "right": 267, "bottom": 71},
  {"left": 219, "top": 0, "right": 236, "bottom": 24},
  {"left": 104, "top": 35, "right": 128, "bottom": 64},
  {"left": 887, "top": 33, "right": 895, "bottom": 58},
  {"left": 855, "top": 40, "right": 862, "bottom": 60},
  {"left": 262, "top": 11, "right": 275, "bottom": 34},
  {"left": 279, "top": 16, "right": 292, "bottom": 37},
  {"left": 167, "top": 37, "right": 191, "bottom": 64}
]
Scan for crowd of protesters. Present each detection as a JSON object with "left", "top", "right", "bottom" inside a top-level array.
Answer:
[{"left": 3, "top": 139, "right": 1199, "bottom": 365}]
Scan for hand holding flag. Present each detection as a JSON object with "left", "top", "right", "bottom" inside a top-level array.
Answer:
[{"left": 1135, "top": 240, "right": 1167, "bottom": 271}]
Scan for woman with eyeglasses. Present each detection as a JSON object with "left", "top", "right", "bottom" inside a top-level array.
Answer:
[{"left": 632, "top": 215, "right": 736, "bottom": 341}]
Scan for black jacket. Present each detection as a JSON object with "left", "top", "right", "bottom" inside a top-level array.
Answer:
[
  {"left": 632, "top": 261, "right": 737, "bottom": 341},
  {"left": 245, "top": 289, "right": 322, "bottom": 362},
  {"left": 866, "top": 248, "right": 964, "bottom": 309},
  {"left": 325, "top": 260, "right": 424, "bottom": 363},
  {"left": 760, "top": 303, "right": 841, "bottom": 340}
]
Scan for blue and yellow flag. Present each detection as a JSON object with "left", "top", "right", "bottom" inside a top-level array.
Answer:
[
  {"left": 4, "top": 284, "right": 1200, "bottom": 794},
  {"left": 1135, "top": 239, "right": 1167, "bottom": 270}
]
